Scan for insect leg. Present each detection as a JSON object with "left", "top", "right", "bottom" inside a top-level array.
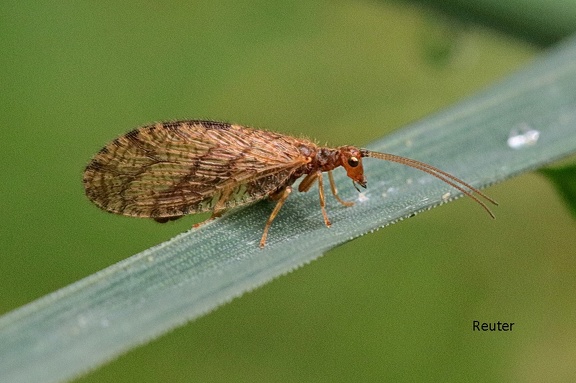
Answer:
[
  {"left": 299, "top": 172, "right": 332, "bottom": 227},
  {"left": 298, "top": 172, "right": 318, "bottom": 193},
  {"left": 212, "top": 188, "right": 234, "bottom": 216},
  {"left": 328, "top": 171, "right": 354, "bottom": 207},
  {"left": 316, "top": 172, "right": 331, "bottom": 227},
  {"left": 260, "top": 186, "right": 292, "bottom": 248},
  {"left": 192, "top": 188, "right": 233, "bottom": 228}
]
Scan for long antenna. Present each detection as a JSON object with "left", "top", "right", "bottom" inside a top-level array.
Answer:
[{"left": 360, "top": 149, "right": 497, "bottom": 218}]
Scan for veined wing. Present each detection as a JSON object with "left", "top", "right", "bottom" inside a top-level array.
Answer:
[{"left": 83, "top": 120, "right": 311, "bottom": 218}]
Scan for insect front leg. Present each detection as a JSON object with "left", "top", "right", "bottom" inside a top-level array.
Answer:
[
  {"left": 260, "top": 186, "right": 292, "bottom": 248},
  {"left": 327, "top": 171, "right": 354, "bottom": 207},
  {"left": 299, "top": 171, "right": 331, "bottom": 228}
]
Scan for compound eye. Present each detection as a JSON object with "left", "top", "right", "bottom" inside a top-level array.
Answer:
[{"left": 347, "top": 156, "right": 359, "bottom": 167}]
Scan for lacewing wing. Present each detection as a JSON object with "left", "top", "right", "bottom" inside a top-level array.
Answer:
[{"left": 83, "top": 120, "right": 496, "bottom": 247}]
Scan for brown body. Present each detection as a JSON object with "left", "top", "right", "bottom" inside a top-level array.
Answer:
[{"left": 84, "top": 120, "right": 496, "bottom": 247}]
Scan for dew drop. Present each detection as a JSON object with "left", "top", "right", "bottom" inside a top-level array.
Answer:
[{"left": 507, "top": 124, "right": 540, "bottom": 149}]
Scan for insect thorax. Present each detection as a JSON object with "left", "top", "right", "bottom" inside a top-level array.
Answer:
[{"left": 308, "top": 147, "right": 341, "bottom": 172}]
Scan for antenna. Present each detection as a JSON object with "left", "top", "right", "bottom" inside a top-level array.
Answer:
[{"left": 360, "top": 149, "right": 497, "bottom": 218}]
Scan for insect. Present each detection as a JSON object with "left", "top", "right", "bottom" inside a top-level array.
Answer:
[{"left": 83, "top": 120, "right": 497, "bottom": 247}]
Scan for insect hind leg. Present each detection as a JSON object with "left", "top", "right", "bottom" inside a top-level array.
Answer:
[
  {"left": 191, "top": 188, "right": 234, "bottom": 228},
  {"left": 260, "top": 186, "right": 292, "bottom": 248}
]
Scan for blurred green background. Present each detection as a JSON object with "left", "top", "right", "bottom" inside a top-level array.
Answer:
[{"left": 1, "top": 1, "right": 576, "bottom": 382}]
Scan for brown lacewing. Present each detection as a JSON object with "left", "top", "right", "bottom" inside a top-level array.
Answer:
[{"left": 83, "top": 120, "right": 497, "bottom": 247}]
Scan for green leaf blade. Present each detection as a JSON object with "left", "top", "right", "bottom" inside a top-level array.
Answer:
[{"left": 540, "top": 165, "right": 576, "bottom": 219}]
